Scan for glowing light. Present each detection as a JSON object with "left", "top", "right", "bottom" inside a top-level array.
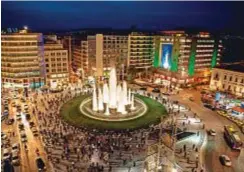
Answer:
[
  {"left": 163, "top": 52, "right": 170, "bottom": 69},
  {"left": 23, "top": 26, "right": 28, "bottom": 30}
]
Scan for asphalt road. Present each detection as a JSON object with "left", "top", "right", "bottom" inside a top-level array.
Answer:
[
  {"left": 2, "top": 92, "right": 49, "bottom": 172},
  {"left": 170, "top": 89, "right": 244, "bottom": 172}
]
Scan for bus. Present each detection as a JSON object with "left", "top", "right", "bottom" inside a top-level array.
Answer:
[{"left": 224, "top": 125, "right": 243, "bottom": 150}]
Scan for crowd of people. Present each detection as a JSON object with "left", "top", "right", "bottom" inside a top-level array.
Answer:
[{"left": 29, "top": 86, "right": 172, "bottom": 172}]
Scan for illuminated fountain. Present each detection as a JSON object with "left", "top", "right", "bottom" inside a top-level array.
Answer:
[
  {"left": 80, "top": 68, "right": 148, "bottom": 121},
  {"left": 92, "top": 68, "right": 131, "bottom": 115}
]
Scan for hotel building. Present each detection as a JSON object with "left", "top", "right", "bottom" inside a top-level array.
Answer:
[
  {"left": 153, "top": 31, "right": 223, "bottom": 87},
  {"left": 127, "top": 32, "right": 155, "bottom": 69},
  {"left": 44, "top": 40, "right": 69, "bottom": 88},
  {"left": 210, "top": 62, "right": 244, "bottom": 97},
  {"left": 1, "top": 31, "right": 45, "bottom": 88}
]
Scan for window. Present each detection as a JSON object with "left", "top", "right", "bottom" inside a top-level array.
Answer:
[
  {"left": 235, "top": 78, "right": 238, "bottom": 82},
  {"left": 224, "top": 75, "right": 227, "bottom": 80},
  {"left": 222, "top": 84, "right": 225, "bottom": 89},
  {"left": 242, "top": 79, "right": 244, "bottom": 83},
  {"left": 229, "top": 76, "right": 232, "bottom": 81}
]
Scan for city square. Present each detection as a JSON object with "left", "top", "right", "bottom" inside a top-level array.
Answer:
[{"left": 1, "top": 1, "right": 244, "bottom": 172}]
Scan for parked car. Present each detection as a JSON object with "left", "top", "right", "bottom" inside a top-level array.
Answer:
[
  {"left": 24, "top": 105, "right": 29, "bottom": 110},
  {"left": 16, "top": 113, "right": 22, "bottom": 121},
  {"left": 29, "top": 121, "right": 35, "bottom": 128},
  {"left": 1, "top": 132, "right": 7, "bottom": 140},
  {"left": 3, "top": 110, "right": 9, "bottom": 116},
  {"left": 219, "top": 155, "right": 232, "bottom": 166},
  {"left": 3, "top": 149, "right": 11, "bottom": 160},
  {"left": 12, "top": 143, "right": 20, "bottom": 154},
  {"left": 5, "top": 118, "right": 14, "bottom": 125},
  {"left": 18, "top": 123, "right": 25, "bottom": 131},
  {"left": 31, "top": 127, "right": 39, "bottom": 136},
  {"left": 25, "top": 113, "right": 31, "bottom": 120},
  {"left": 11, "top": 102, "right": 16, "bottom": 107},
  {"left": 20, "top": 132, "right": 27, "bottom": 142},
  {"left": 20, "top": 98, "right": 26, "bottom": 103},
  {"left": 11, "top": 152, "right": 20, "bottom": 166},
  {"left": 36, "top": 157, "right": 46, "bottom": 171},
  {"left": 152, "top": 88, "right": 160, "bottom": 93}
]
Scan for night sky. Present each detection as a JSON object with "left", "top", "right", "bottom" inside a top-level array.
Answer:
[{"left": 2, "top": 1, "right": 244, "bottom": 32}]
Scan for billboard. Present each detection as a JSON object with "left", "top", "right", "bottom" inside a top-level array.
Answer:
[{"left": 160, "top": 44, "right": 173, "bottom": 70}]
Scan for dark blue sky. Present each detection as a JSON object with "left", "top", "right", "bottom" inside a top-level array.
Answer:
[{"left": 2, "top": 1, "right": 244, "bottom": 32}]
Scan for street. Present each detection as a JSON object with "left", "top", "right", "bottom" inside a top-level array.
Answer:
[{"left": 170, "top": 89, "right": 244, "bottom": 172}]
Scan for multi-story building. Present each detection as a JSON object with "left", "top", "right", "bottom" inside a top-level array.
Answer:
[
  {"left": 1, "top": 31, "right": 45, "bottom": 88},
  {"left": 153, "top": 31, "right": 223, "bottom": 87},
  {"left": 127, "top": 32, "right": 155, "bottom": 69},
  {"left": 78, "top": 34, "right": 128, "bottom": 79},
  {"left": 210, "top": 62, "right": 244, "bottom": 97},
  {"left": 44, "top": 41, "right": 69, "bottom": 88}
]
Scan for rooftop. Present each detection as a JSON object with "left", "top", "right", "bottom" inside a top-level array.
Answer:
[{"left": 215, "top": 62, "right": 244, "bottom": 73}]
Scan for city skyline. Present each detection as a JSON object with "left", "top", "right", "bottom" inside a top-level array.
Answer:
[{"left": 2, "top": 1, "right": 244, "bottom": 34}]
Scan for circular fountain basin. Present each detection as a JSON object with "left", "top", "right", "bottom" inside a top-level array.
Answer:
[{"left": 80, "top": 97, "right": 148, "bottom": 122}]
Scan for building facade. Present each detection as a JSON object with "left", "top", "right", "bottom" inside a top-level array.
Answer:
[
  {"left": 127, "top": 32, "right": 155, "bottom": 69},
  {"left": 153, "top": 31, "right": 222, "bottom": 87},
  {"left": 44, "top": 42, "right": 69, "bottom": 88},
  {"left": 79, "top": 34, "right": 128, "bottom": 79},
  {"left": 1, "top": 32, "right": 45, "bottom": 88},
  {"left": 210, "top": 63, "right": 244, "bottom": 97}
]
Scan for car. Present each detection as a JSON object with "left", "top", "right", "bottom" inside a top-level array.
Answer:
[
  {"left": 31, "top": 127, "right": 39, "bottom": 136},
  {"left": 3, "top": 149, "right": 11, "bottom": 160},
  {"left": 18, "top": 123, "right": 25, "bottom": 131},
  {"left": 12, "top": 143, "right": 20, "bottom": 153},
  {"left": 16, "top": 113, "right": 22, "bottom": 120},
  {"left": 20, "top": 132, "right": 27, "bottom": 142},
  {"left": 11, "top": 102, "right": 16, "bottom": 107},
  {"left": 152, "top": 88, "right": 160, "bottom": 93},
  {"left": 219, "top": 155, "right": 232, "bottom": 166},
  {"left": 20, "top": 98, "right": 26, "bottom": 103},
  {"left": 203, "top": 104, "right": 215, "bottom": 110},
  {"left": 1, "top": 114, "right": 7, "bottom": 121},
  {"left": 3, "top": 110, "right": 9, "bottom": 116},
  {"left": 162, "top": 92, "right": 170, "bottom": 96},
  {"left": 29, "top": 121, "right": 35, "bottom": 128},
  {"left": 1, "top": 132, "right": 7, "bottom": 140},
  {"left": 4, "top": 105, "right": 9, "bottom": 111},
  {"left": 36, "top": 157, "right": 46, "bottom": 171},
  {"left": 25, "top": 113, "right": 31, "bottom": 120},
  {"left": 5, "top": 118, "right": 14, "bottom": 125},
  {"left": 11, "top": 152, "right": 20, "bottom": 166},
  {"left": 24, "top": 105, "right": 29, "bottom": 110},
  {"left": 139, "top": 87, "right": 147, "bottom": 91},
  {"left": 208, "top": 129, "right": 217, "bottom": 136}
]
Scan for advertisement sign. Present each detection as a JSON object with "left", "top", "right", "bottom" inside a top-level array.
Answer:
[{"left": 160, "top": 44, "right": 173, "bottom": 70}]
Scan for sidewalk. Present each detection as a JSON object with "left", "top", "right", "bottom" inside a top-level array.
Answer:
[{"left": 159, "top": 101, "right": 207, "bottom": 172}]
